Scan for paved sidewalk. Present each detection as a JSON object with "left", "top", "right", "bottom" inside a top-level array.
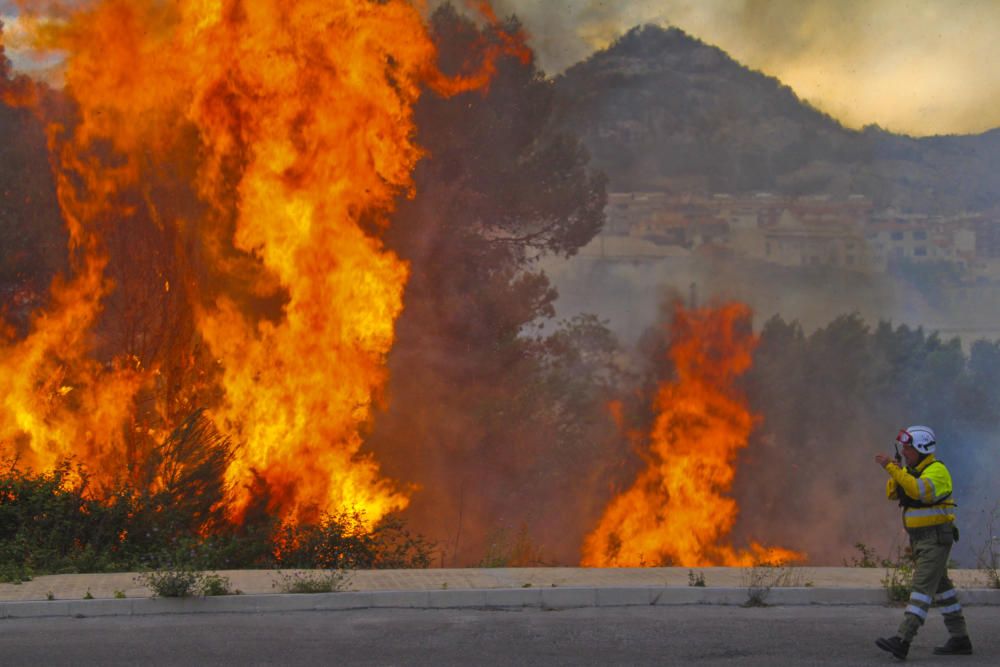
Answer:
[
  {"left": 1, "top": 567, "right": 997, "bottom": 619},
  {"left": 1, "top": 566, "right": 991, "bottom": 601}
]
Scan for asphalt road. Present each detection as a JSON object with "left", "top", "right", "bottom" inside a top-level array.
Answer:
[{"left": 1, "top": 605, "right": 997, "bottom": 666}]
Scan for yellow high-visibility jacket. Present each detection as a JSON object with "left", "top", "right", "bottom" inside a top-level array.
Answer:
[{"left": 885, "top": 455, "right": 956, "bottom": 529}]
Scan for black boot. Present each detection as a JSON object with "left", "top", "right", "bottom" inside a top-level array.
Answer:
[
  {"left": 933, "top": 636, "right": 973, "bottom": 655},
  {"left": 876, "top": 636, "right": 910, "bottom": 660}
]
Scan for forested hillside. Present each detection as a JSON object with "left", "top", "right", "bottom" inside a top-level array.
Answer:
[{"left": 553, "top": 25, "right": 1000, "bottom": 213}]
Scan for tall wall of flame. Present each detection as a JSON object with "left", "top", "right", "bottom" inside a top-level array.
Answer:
[
  {"left": 581, "top": 303, "right": 802, "bottom": 566},
  {"left": 0, "top": 0, "right": 508, "bottom": 523}
]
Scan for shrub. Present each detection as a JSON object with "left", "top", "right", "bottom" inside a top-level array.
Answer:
[
  {"left": 135, "top": 567, "right": 235, "bottom": 597},
  {"left": 136, "top": 567, "right": 205, "bottom": 598},
  {"left": 844, "top": 542, "right": 879, "bottom": 568},
  {"left": 274, "top": 511, "right": 435, "bottom": 570},
  {"left": 369, "top": 515, "right": 436, "bottom": 569},
  {"left": 200, "top": 573, "right": 233, "bottom": 596},
  {"left": 880, "top": 546, "right": 915, "bottom": 603},
  {"left": 0, "top": 454, "right": 433, "bottom": 576},
  {"left": 273, "top": 569, "right": 350, "bottom": 594},
  {"left": 741, "top": 560, "right": 806, "bottom": 607}
]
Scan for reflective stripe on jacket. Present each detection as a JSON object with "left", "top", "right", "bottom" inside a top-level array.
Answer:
[{"left": 885, "top": 455, "right": 956, "bottom": 529}]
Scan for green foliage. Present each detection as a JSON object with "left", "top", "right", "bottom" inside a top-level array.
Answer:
[
  {"left": 137, "top": 567, "right": 204, "bottom": 598},
  {"left": 741, "top": 561, "right": 807, "bottom": 607},
  {"left": 272, "top": 511, "right": 435, "bottom": 570},
  {"left": 200, "top": 573, "right": 232, "bottom": 596},
  {"left": 272, "top": 569, "right": 349, "bottom": 594},
  {"left": 880, "top": 546, "right": 915, "bottom": 603},
  {"left": 0, "top": 455, "right": 433, "bottom": 577},
  {"left": 0, "top": 459, "right": 133, "bottom": 577},
  {"left": 844, "top": 542, "right": 880, "bottom": 568},
  {"left": 0, "top": 561, "right": 31, "bottom": 584},
  {"left": 136, "top": 566, "right": 233, "bottom": 598},
  {"left": 0, "top": 411, "right": 237, "bottom": 576}
]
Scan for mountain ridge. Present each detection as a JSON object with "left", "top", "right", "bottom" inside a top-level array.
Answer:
[{"left": 552, "top": 25, "right": 999, "bottom": 213}]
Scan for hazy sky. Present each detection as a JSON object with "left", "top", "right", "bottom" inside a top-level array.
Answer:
[
  {"left": 490, "top": 0, "right": 1000, "bottom": 137},
  {"left": 3, "top": 0, "right": 998, "bottom": 136}
]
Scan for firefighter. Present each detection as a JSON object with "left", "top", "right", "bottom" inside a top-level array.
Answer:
[{"left": 874, "top": 425, "right": 973, "bottom": 660}]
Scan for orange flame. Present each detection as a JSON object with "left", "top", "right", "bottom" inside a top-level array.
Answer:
[
  {"left": 582, "top": 302, "right": 803, "bottom": 567},
  {"left": 1, "top": 1, "right": 518, "bottom": 524}
]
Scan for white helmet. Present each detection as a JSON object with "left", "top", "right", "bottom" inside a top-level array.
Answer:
[{"left": 897, "top": 425, "right": 936, "bottom": 455}]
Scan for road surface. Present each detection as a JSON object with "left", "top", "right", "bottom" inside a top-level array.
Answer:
[{"left": 1, "top": 604, "right": 997, "bottom": 665}]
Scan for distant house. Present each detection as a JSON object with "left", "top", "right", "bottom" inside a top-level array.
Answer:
[
  {"left": 864, "top": 215, "right": 965, "bottom": 271},
  {"left": 760, "top": 210, "right": 871, "bottom": 271}
]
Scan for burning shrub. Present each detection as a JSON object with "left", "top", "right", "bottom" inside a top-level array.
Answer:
[
  {"left": 0, "top": 457, "right": 433, "bottom": 578},
  {"left": 0, "top": 459, "right": 135, "bottom": 579}
]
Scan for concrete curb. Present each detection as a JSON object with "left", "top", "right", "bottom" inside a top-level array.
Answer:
[{"left": 3, "top": 586, "right": 1000, "bottom": 619}]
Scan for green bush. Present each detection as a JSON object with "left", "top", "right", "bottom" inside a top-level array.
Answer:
[
  {"left": 200, "top": 573, "right": 233, "bottom": 596},
  {"left": 272, "top": 569, "right": 349, "bottom": 594},
  {"left": 136, "top": 567, "right": 205, "bottom": 598},
  {"left": 135, "top": 567, "right": 235, "bottom": 597},
  {"left": 844, "top": 542, "right": 880, "bottom": 568},
  {"left": 273, "top": 510, "right": 435, "bottom": 570},
  {"left": 0, "top": 440, "right": 433, "bottom": 577},
  {"left": 880, "top": 546, "right": 915, "bottom": 603}
]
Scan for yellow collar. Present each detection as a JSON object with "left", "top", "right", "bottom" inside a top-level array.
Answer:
[{"left": 914, "top": 454, "right": 937, "bottom": 473}]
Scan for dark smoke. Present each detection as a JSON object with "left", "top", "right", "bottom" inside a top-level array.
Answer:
[{"left": 368, "top": 4, "right": 616, "bottom": 565}]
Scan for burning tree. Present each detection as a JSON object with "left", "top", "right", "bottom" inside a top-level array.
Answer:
[
  {"left": 0, "top": 1, "right": 527, "bottom": 534},
  {"left": 368, "top": 5, "right": 615, "bottom": 565},
  {"left": 3, "top": 4, "right": 822, "bottom": 573}
]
